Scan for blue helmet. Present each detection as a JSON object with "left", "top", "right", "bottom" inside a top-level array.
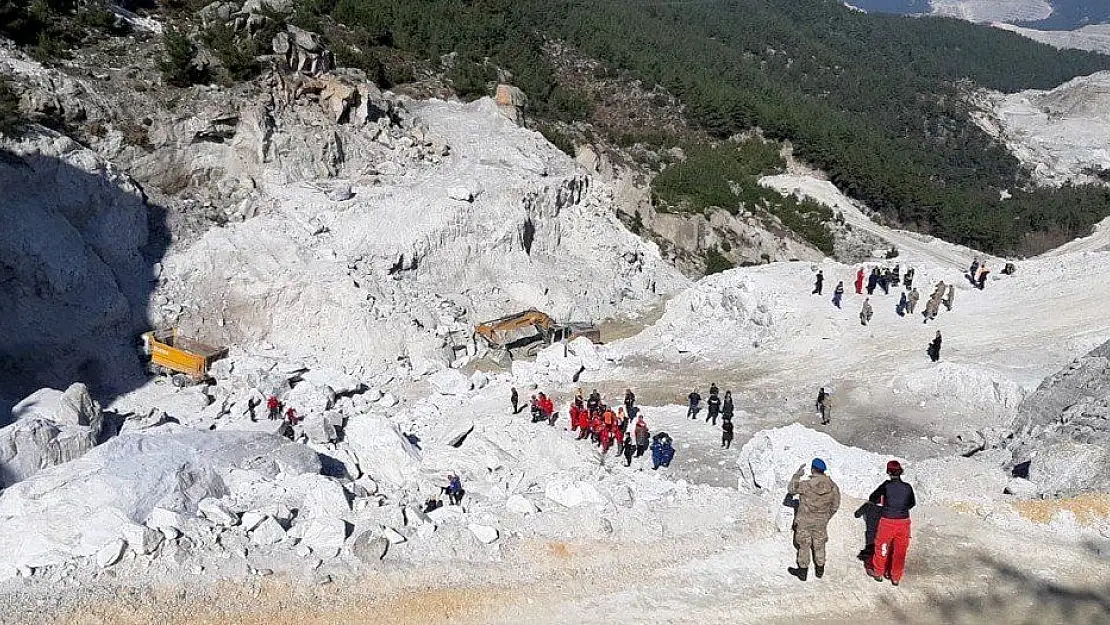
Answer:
[{"left": 811, "top": 458, "right": 827, "bottom": 473}]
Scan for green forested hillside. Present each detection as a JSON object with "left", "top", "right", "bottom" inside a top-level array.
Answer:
[
  {"left": 292, "top": 0, "right": 1110, "bottom": 254},
  {"left": 525, "top": 0, "right": 1110, "bottom": 254},
  {"left": 8, "top": 0, "right": 1110, "bottom": 254}
]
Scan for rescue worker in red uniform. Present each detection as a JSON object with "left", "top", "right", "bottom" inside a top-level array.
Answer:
[
  {"left": 867, "top": 460, "right": 916, "bottom": 586},
  {"left": 267, "top": 395, "right": 281, "bottom": 420}
]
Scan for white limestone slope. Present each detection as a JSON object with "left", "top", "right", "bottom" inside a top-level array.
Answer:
[
  {"left": 155, "top": 98, "right": 686, "bottom": 374},
  {"left": 971, "top": 71, "right": 1110, "bottom": 185},
  {"left": 995, "top": 22, "right": 1110, "bottom": 55},
  {"left": 930, "top": 0, "right": 1052, "bottom": 23},
  {"left": 611, "top": 174, "right": 1110, "bottom": 436}
]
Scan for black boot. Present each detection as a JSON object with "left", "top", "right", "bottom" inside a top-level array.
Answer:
[
  {"left": 814, "top": 565, "right": 824, "bottom": 579},
  {"left": 787, "top": 567, "right": 808, "bottom": 581}
]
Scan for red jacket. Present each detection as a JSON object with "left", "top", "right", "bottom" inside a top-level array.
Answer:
[
  {"left": 599, "top": 428, "right": 612, "bottom": 449},
  {"left": 541, "top": 397, "right": 555, "bottom": 416},
  {"left": 574, "top": 406, "right": 588, "bottom": 429}
]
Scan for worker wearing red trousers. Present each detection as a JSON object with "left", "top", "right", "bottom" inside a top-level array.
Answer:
[{"left": 867, "top": 460, "right": 916, "bottom": 586}]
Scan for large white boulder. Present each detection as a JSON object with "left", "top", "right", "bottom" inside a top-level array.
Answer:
[
  {"left": 286, "top": 474, "right": 350, "bottom": 519},
  {"left": 0, "top": 429, "right": 321, "bottom": 569},
  {"left": 736, "top": 424, "right": 895, "bottom": 500},
  {"left": 292, "top": 517, "right": 348, "bottom": 554},
  {"left": 120, "top": 523, "right": 164, "bottom": 555},
  {"left": 350, "top": 530, "right": 389, "bottom": 563},
  {"left": 343, "top": 413, "right": 420, "bottom": 489},
  {"left": 301, "top": 414, "right": 338, "bottom": 444},
  {"left": 250, "top": 517, "right": 287, "bottom": 546},
  {"left": 544, "top": 476, "right": 607, "bottom": 508},
  {"left": 0, "top": 418, "right": 98, "bottom": 488},
  {"left": 468, "top": 523, "right": 499, "bottom": 544},
  {"left": 285, "top": 381, "right": 335, "bottom": 415},
  {"left": 1028, "top": 441, "right": 1109, "bottom": 496},
  {"left": 299, "top": 368, "right": 364, "bottom": 396},
  {"left": 505, "top": 494, "right": 538, "bottom": 515},
  {"left": 428, "top": 369, "right": 473, "bottom": 395},
  {"left": 198, "top": 498, "right": 239, "bottom": 527},
  {"left": 566, "top": 337, "right": 605, "bottom": 371},
  {"left": 12, "top": 383, "right": 102, "bottom": 433}
]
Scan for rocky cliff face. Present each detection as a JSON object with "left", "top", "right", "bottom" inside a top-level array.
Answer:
[
  {"left": 0, "top": 130, "right": 156, "bottom": 398},
  {"left": 1, "top": 28, "right": 685, "bottom": 392},
  {"left": 1008, "top": 339, "right": 1110, "bottom": 496}
]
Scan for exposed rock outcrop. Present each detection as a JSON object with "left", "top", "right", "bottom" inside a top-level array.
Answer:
[
  {"left": 0, "top": 131, "right": 154, "bottom": 398},
  {"left": 1007, "top": 339, "right": 1110, "bottom": 496}
]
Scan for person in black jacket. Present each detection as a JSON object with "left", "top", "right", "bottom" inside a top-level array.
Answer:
[
  {"left": 927, "top": 331, "right": 942, "bottom": 362},
  {"left": 687, "top": 390, "right": 702, "bottom": 419},
  {"left": 706, "top": 392, "right": 722, "bottom": 425},
  {"left": 866, "top": 460, "right": 916, "bottom": 586},
  {"left": 721, "top": 419, "right": 734, "bottom": 449}
]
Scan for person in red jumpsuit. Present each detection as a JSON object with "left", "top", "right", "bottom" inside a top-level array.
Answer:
[{"left": 867, "top": 460, "right": 916, "bottom": 586}]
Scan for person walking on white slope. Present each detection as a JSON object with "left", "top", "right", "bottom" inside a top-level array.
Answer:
[
  {"left": 860, "top": 298, "right": 873, "bottom": 326},
  {"left": 687, "top": 389, "right": 702, "bottom": 419},
  {"left": 927, "top": 331, "right": 942, "bottom": 362}
]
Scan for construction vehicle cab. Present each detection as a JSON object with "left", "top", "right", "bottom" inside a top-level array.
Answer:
[{"left": 141, "top": 329, "right": 228, "bottom": 386}]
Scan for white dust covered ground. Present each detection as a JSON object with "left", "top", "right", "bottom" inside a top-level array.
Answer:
[{"left": 2, "top": 88, "right": 1110, "bottom": 624}]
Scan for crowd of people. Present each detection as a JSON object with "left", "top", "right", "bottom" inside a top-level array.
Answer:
[
  {"left": 687, "top": 382, "right": 736, "bottom": 449},
  {"left": 812, "top": 261, "right": 976, "bottom": 362},
  {"left": 513, "top": 387, "right": 677, "bottom": 469}
]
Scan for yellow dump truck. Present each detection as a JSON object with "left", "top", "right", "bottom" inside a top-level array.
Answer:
[{"left": 141, "top": 329, "right": 228, "bottom": 385}]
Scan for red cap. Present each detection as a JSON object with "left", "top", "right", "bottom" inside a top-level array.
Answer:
[{"left": 886, "top": 460, "right": 903, "bottom": 475}]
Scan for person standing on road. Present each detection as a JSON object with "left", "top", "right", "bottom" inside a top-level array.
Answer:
[
  {"left": 867, "top": 460, "right": 916, "bottom": 586},
  {"left": 687, "top": 389, "right": 702, "bottom": 419},
  {"left": 813, "top": 270, "right": 824, "bottom": 295},
  {"left": 832, "top": 281, "right": 845, "bottom": 309},
  {"left": 267, "top": 395, "right": 281, "bottom": 421},
  {"left": 787, "top": 458, "right": 841, "bottom": 581},
  {"left": 855, "top": 267, "right": 865, "bottom": 294}
]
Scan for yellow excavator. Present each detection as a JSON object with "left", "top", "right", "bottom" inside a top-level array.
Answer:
[{"left": 474, "top": 309, "right": 600, "bottom": 361}]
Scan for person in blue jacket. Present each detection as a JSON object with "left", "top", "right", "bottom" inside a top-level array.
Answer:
[
  {"left": 651, "top": 432, "right": 675, "bottom": 469},
  {"left": 445, "top": 474, "right": 465, "bottom": 505}
]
